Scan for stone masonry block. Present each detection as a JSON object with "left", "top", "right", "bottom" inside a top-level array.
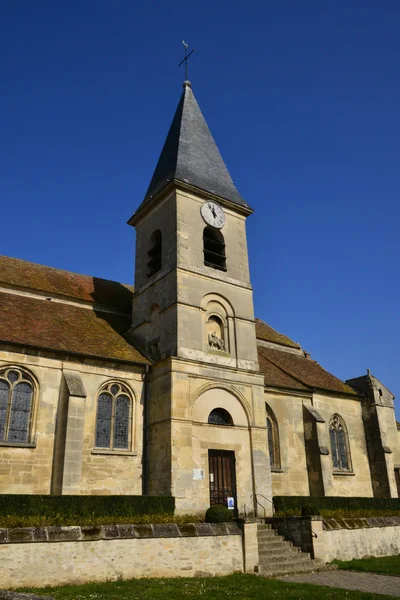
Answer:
[
  {"left": 132, "top": 524, "right": 153, "bottom": 538},
  {"left": 8, "top": 528, "right": 34, "bottom": 543},
  {"left": 32, "top": 528, "right": 47, "bottom": 542},
  {"left": 117, "top": 524, "right": 137, "bottom": 539},
  {"left": 80, "top": 526, "right": 102, "bottom": 541},
  {"left": 101, "top": 525, "right": 120, "bottom": 539},
  {"left": 152, "top": 523, "right": 180, "bottom": 538},
  {"left": 47, "top": 526, "right": 81, "bottom": 542},
  {"left": 177, "top": 523, "right": 198, "bottom": 537},
  {"left": 194, "top": 523, "right": 214, "bottom": 536}
]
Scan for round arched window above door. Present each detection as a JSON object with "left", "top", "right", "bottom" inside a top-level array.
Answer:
[{"left": 208, "top": 408, "right": 233, "bottom": 426}]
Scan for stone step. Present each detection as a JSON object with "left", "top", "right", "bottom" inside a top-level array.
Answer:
[
  {"left": 257, "top": 523, "right": 272, "bottom": 530},
  {"left": 257, "top": 534, "right": 285, "bottom": 545},
  {"left": 257, "top": 530, "right": 281, "bottom": 539},
  {"left": 259, "top": 552, "right": 312, "bottom": 565},
  {"left": 258, "top": 539, "right": 294, "bottom": 550},
  {"left": 259, "top": 546, "right": 302, "bottom": 559},
  {"left": 260, "top": 559, "right": 327, "bottom": 577}
]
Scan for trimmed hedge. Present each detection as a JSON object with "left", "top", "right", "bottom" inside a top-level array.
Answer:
[
  {"left": 273, "top": 496, "right": 400, "bottom": 514},
  {"left": 0, "top": 495, "right": 175, "bottom": 520},
  {"left": 205, "top": 504, "right": 233, "bottom": 523}
]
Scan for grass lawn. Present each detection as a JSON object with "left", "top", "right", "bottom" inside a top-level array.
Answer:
[
  {"left": 335, "top": 555, "right": 400, "bottom": 576},
  {"left": 19, "top": 573, "right": 396, "bottom": 600}
]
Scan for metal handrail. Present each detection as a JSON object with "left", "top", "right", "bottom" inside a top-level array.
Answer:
[{"left": 251, "top": 493, "right": 274, "bottom": 517}]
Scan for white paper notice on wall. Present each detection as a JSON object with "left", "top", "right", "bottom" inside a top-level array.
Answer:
[
  {"left": 227, "top": 497, "right": 235, "bottom": 510},
  {"left": 193, "top": 469, "right": 204, "bottom": 480}
]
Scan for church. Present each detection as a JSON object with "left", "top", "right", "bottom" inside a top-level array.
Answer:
[{"left": 0, "top": 80, "right": 399, "bottom": 515}]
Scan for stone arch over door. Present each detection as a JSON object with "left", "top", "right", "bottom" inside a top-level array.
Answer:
[
  {"left": 190, "top": 386, "right": 253, "bottom": 515},
  {"left": 191, "top": 386, "right": 249, "bottom": 426}
]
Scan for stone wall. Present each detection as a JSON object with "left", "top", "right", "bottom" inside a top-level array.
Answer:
[
  {"left": 268, "top": 515, "right": 400, "bottom": 563},
  {"left": 0, "top": 523, "right": 243, "bottom": 588},
  {"left": 0, "top": 348, "right": 145, "bottom": 496}
]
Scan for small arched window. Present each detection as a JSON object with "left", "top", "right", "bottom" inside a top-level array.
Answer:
[
  {"left": 208, "top": 408, "right": 233, "bottom": 426},
  {"left": 147, "top": 230, "right": 162, "bottom": 277},
  {"left": 95, "top": 382, "right": 133, "bottom": 451},
  {"left": 266, "top": 404, "right": 280, "bottom": 469},
  {"left": 0, "top": 367, "right": 35, "bottom": 444},
  {"left": 203, "top": 226, "right": 226, "bottom": 271},
  {"left": 329, "top": 414, "right": 351, "bottom": 472}
]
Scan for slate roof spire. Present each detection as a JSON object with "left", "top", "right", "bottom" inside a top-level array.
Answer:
[{"left": 134, "top": 81, "right": 251, "bottom": 214}]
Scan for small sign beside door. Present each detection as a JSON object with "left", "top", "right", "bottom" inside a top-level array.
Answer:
[
  {"left": 227, "top": 497, "right": 235, "bottom": 510},
  {"left": 193, "top": 469, "right": 204, "bottom": 480}
]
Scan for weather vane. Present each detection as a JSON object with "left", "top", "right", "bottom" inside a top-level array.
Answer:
[{"left": 178, "top": 40, "right": 194, "bottom": 82}]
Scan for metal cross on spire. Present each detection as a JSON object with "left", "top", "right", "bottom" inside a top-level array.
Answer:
[{"left": 178, "top": 40, "right": 194, "bottom": 82}]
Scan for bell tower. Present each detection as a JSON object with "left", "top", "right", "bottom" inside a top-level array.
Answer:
[
  {"left": 128, "top": 81, "right": 259, "bottom": 371},
  {"left": 128, "top": 81, "right": 271, "bottom": 514}
]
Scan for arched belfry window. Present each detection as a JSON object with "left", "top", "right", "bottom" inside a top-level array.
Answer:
[
  {"left": 95, "top": 382, "right": 133, "bottom": 451},
  {"left": 203, "top": 227, "right": 226, "bottom": 271},
  {"left": 208, "top": 408, "right": 233, "bottom": 426},
  {"left": 266, "top": 403, "right": 281, "bottom": 469},
  {"left": 147, "top": 230, "right": 162, "bottom": 278},
  {"left": 0, "top": 367, "right": 35, "bottom": 444},
  {"left": 329, "top": 414, "right": 351, "bottom": 472}
]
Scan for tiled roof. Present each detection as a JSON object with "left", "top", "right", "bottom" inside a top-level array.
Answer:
[
  {"left": 257, "top": 346, "right": 309, "bottom": 391},
  {"left": 258, "top": 346, "right": 359, "bottom": 397},
  {"left": 0, "top": 255, "right": 133, "bottom": 313},
  {"left": 255, "top": 318, "right": 300, "bottom": 349},
  {"left": 0, "top": 292, "right": 149, "bottom": 365}
]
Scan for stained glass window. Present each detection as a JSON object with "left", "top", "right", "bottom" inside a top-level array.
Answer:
[
  {"left": 0, "top": 380, "right": 9, "bottom": 442},
  {"left": 266, "top": 404, "right": 280, "bottom": 469},
  {"left": 0, "top": 369, "right": 34, "bottom": 444},
  {"left": 95, "top": 384, "right": 132, "bottom": 451},
  {"left": 114, "top": 396, "right": 130, "bottom": 449},
  {"left": 330, "top": 427, "right": 339, "bottom": 469},
  {"left": 329, "top": 414, "right": 351, "bottom": 471},
  {"left": 267, "top": 419, "right": 275, "bottom": 466},
  {"left": 95, "top": 393, "right": 112, "bottom": 448}
]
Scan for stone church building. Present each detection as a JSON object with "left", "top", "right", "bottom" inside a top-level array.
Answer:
[{"left": 0, "top": 81, "right": 399, "bottom": 515}]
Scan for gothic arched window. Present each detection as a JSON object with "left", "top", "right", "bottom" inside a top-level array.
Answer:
[
  {"left": 208, "top": 408, "right": 233, "bottom": 426},
  {"left": 95, "top": 382, "right": 133, "bottom": 451},
  {"left": 329, "top": 414, "right": 351, "bottom": 472},
  {"left": 147, "top": 230, "right": 162, "bottom": 277},
  {"left": 266, "top": 403, "right": 280, "bottom": 469},
  {"left": 203, "top": 226, "right": 226, "bottom": 271},
  {"left": 0, "top": 367, "right": 35, "bottom": 444}
]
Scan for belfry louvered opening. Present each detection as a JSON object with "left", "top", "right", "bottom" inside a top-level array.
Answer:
[
  {"left": 147, "top": 230, "right": 162, "bottom": 277},
  {"left": 203, "top": 226, "right": 226, "bottom": 271}
]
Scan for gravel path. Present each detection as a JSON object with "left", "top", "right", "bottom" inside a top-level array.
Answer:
[{"left": 279, "top": 571, "right": 400, "bottom": 597}]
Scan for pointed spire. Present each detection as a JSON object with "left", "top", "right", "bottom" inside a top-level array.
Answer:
[{"left": 135, "top": 83, "right": 250, "bottom": 214}]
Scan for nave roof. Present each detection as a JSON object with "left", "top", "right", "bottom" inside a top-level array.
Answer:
[{"left": 0, "top": 255, "right": 363, "bottom": 395}]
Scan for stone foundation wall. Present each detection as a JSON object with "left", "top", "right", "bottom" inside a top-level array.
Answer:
[{"left": 0, "top": 523, "right": 243, "bottom": 588}]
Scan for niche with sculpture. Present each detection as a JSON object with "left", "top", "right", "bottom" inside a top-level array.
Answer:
[{"left": 206, "top": 315, "right": 226, "bottom": 352}]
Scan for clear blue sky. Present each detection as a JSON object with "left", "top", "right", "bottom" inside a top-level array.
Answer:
[{"left": 1, "top": 1, "right": 399, "bottom": 411}]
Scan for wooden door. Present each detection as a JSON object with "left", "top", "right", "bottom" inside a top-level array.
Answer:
[{"left": 208, "top": 450, "right": 237, "bottom": 514}]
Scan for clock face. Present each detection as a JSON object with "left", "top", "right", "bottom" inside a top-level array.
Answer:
[{"left": 200, "top": 202, "right": 225, "bottom": 229}]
